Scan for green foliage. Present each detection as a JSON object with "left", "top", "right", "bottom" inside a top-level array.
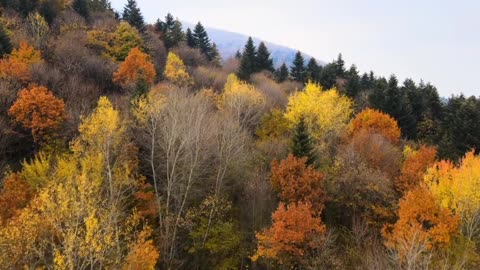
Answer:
[
  {"left": 290, "top": 51, "right": 306, "bottom": 82},
  {"left": 73, "top": 0, "right": 90, "bottom": 20},
  {"left": 306, "top": 57, "right": 320, "bottom": 83},
  {"left": 192, "top": 22, "right": 213, "bottom": 60},
  {"left": 275, "top": 62, "right": 289, "bottom": 82},
  {"left": 238, "top": 37, "right": 257, "bottom": 80},
  {"left": 122, "top": 0, "right": 145, "bottom": 32},
  {"left": 256, "top": 42, "right": 274, "bottom": 72},
  {"left": 291, "top": 117, "right": 315, "bottom": 165}
]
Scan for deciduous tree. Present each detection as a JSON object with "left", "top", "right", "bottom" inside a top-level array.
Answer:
[
  {"left": 396, "top": 145, "right": 437, "bottom": 193},
  {"left": 163, "top": 52, "right": 191, "bottom": 86},
  {"left": 113, "top": 47, "right": 156, "bottom": 89},
  {"left": 8, "top": 85, "right": 65, "bottom": 142},
  {"left": 348, "top": 108, "right": 401, "bottom": 144}
]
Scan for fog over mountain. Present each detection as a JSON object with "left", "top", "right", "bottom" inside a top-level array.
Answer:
[{"left": 183, "top": 22, "right": 325, "bottom": 68}]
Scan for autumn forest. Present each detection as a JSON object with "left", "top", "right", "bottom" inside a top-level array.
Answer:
[{"left": 0, "top": 0, "right": 480, "bottom": 269}]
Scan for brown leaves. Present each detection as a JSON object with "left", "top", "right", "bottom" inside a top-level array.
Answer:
[
  {"left": 8, "top": 85, "right": 65, "bottom": 142},
  {"left": 0, "top": 42, "right": 42, "bottom": 82},
  {"left": 253, "top": 202, "right": 326, "bottom": 265},
  {"left": 0, "top": 173, "right": 33, "bottom": 226},
  {"left": 396, "top": 145, "right": 437, "bottom": 193},
  {"left": 270, "top": 154, "right": 325, "bottom": 213}
]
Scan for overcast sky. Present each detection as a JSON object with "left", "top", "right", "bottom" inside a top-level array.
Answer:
[{"left": 111, "top": 0, "right": 480, "bottom": 97}]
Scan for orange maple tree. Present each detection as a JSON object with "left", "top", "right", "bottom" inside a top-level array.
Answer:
[
  {"left": 0, "top": 42, "right": 42, "bottom": 81},
  {"left": 0, "top": 173, "right": 33, "bottom": 225},
  {"left": 396, "top": 145, "right": 437, "bottom": 193},
  {"left": 113, "top": 47, "right": 156, "bottom": 88},
  {"left": 383, "top": 186, "right": 459, "bottom": 258},
  {"left": 253, "top": 202, "right": 326, "bottom": 265},
  {"left": 349, "top": 108, "right": 401, "bottom": 144},
  {"left": 270, "top": 154, "right": 325, "bottom": 213},
  {"left": 8, "top": 85, "right": 66, "bottom": 142}
]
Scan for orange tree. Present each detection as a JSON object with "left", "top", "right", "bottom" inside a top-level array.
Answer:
[
  {"left": 270, "top": 154, "right": 325, "bottom": 213},
  {"left": 253, "top": 202, "right": 326, "bottom": 266},
  {"left": 348, "top": 108, "right": 401, "bottom": 144},
  {"left": 113, "top": 47, "right": 156, "bottom": 91},
  {"left": 8, "top": 85, "right": 65, "bottom": 142},
  {"left": 396, "top": 145, "right": 437, "bottom": 193}
]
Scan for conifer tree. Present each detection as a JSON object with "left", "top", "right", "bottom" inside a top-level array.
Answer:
[
  {"left": 192, "top": 22, "right": 213, "bottom": 60},
  {"left": 238, "top": 37, "right": 257, "bottom": 80},
  {"left": 306, "top": 57, "right": 320, "bottom": 82},
  {"left": 276, "top": 63, "right": 289, "bottom": 83},
  {"left": 88, "top": 0, "right": 112, "bottom": 13},
  {"left": 383, "top": 75, "right": 416, "bottom": 139},
  {"left": 334, "top": 53, "right": 345, "bottom": 77},
  {"left": 186, "top": 28, "right": 195, "bottom": 48},
  {"left": 235, "top": 50, "right": 242, "bottom": 59},
  {"left": 290, "top": 51, "right": 306, "bottom": 83},
  {"left": 319, "top": 63, "right": 337, "bottom": 89},
  {"left": 73, "top": 0, "right": 90, "bottom": 20},
  {"left": 167, "top": 19, "right": 185, "bottom": 48},
  {"left": 345, "top": 64, "right": 360, "bottom": 98},
  {"left": 210, "top": 42, "right": 221, "bottom": 66},
  {"left": 0, "top": 24, "right": 12, "bottom": 58},
  {"left": 122, "top": 0, "right": 145, "bottom": 32},
  {"left": 291, "top": 117, "right": 315, "bottom": 165},
  {"left": 256, "top": 41, "right": 274, "bottom": 72}
]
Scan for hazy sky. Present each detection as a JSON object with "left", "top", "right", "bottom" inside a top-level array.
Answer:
[{"left": 111, "top": 0, "right": 480, "bottom": 97}]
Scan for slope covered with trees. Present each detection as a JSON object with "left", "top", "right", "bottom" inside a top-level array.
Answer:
[{"left": 0, "top": 1, "right": 480, "bottom": 269}]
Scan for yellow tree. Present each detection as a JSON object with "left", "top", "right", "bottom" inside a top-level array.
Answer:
[
  {"left": 424, "top": 151, "right": 480, "bottom": 239},
  {"left": 383, "top": 186, "right": 459, "bottom": 263},
  {"left": 164, "top": 52, "right": 191, "bottom": 86},
  {"left": 218, "top": 74, "right": 266, "bottom": 128},
  {"left": 284, "top": 82, "right": 353, "bottom": 141},
  {"left": 0, "top": 97, "right": 157, "bottom": 269},
  {"left": 113, "top": 47, "right": 156, "bottom": 90}
]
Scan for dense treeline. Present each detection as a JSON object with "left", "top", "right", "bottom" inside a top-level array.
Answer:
[{"left": 0, "top": 0, "right": 480, "bottom": 269}]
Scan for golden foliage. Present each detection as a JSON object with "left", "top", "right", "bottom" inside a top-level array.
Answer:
[
  {"left": 8, "top": 85, "right": 65, "bottom": 142},
  {"left": 113, "top": 47, "right": 156, "bottom": 88},
  {"left": 383, "top": 187, "right": 459, "bottom": 258},
  {"left": 122, "top": 226, "right": 159, "bottom": 270},
  {"left": 0, "top": 173, "right": 33, "bottom": 225},
  {"left": 285, "top": 82, "right": 353, "bottom": 141},
  {"left": 0, "top": 41, "right": 42, "bottom": 81},
  {"left": 425, "top": 151, "right": 480, "bottom": 221},
  {"left": 164, "top": 52, "right": 191, "bottom": 86}
]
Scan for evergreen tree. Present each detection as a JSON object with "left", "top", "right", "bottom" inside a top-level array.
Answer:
[
  {"left": 360, "top": 72, "right": 374, "bottom": 91},
  {"left": 319, "top": 62, "right": 337, "bottom": 89},
  {"left": 0, "top": 24, "right": 12, "bottom": 58},
  {"left": 238, "top": 37, "right": 257, "bottom": 80},
  {"left": 186, "top": 28, "right": 195, "bottom": 48},
  {"left": 192, "top": 22, "right": 213, "bottom": 60},
  {"left": 235, "top": 50, "right": 242, "bottom": 59},
  {"left": 39, "top": 0, "right": 59, "bottom": 25},
  {"left": 276, "top": 63, "right": 289, "bottom": 83},
  {"left": 334, "top": 53, "right": 345, "bottom": 77},
  {"left": 210, "top": 42, "right": 221, "bottom": 66},
  {"left": 73, "top": 0, "right": 90, "bottom": 20},
  {"left": 306, "top": 57, "right": 320, "bottom": 82},
  {"left": 290, "top": 51, "right": 306, "bottom": 83},
  {"left": 291, "top": 117, "right": 315, "bottom": 165},
  {"left": 383, "top": 75, "right": 416, "bottom": 139},
  {"left": 345, "top": 64, "right": 360, "bottom": 98},
  {"left": 88, "top": 0, "right": 112, "bottom": 13},
  {"left": 256, "top": 41, "right": 274, "bottom": 72},
  {"left": 122, "top": 0, "right": 145, "bottom": 32}
]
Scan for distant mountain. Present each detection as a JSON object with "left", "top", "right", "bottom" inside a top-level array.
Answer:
[{"left": 183, "top": 23, "right": 325, "bottom": 68}]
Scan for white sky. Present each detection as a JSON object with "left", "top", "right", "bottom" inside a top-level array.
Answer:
[{"left": 111, "top": 0, "right": 480, "bottom": 97}]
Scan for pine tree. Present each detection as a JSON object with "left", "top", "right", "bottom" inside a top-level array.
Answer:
[
  {"left": 186, "top": 28, "right": 195, "bottom": 48},
  {"left": 238, "top": 37, "right": 257, "bottom": 80},
  {"left": 319, "top": 63, "right": 337, "bottom": 89},
  {"left": 256, "top": 41, "right": 274, "bottom": 72},
  {"left": 0, "top": 24, "right": 12, "bottom": 58},
  {"left": 290, "top": 51, "right": 306, "bottom": 83},
  {"left": 88, "top": 0, "right": 112, "bottom": 13},
  {"left": 306, "top": 57, "right": 320, "bottom": 82},
  {"left": 168, "top": 19, "right": 185, "bottom": 48},
  {"left": 345, "top": 64, "right": 360, "bottom": 98},
  {"left": 334, "top": 53, "right": 345, "bottom": 77},
  {"left": 73, "top": 0, "right": 90, "bottom": 20},
  {"left": 291, "top": 117, "right": 315, "bottom": 165},
  {"left": 276, "top": 63, "right": 289, "bottom": 82},
  {"left": 122, "top": 0, "right": 145, "bottom": 32},
  {"left": 235, "top": 50, "right": 242, "bottom": 59},
  {"left": 192, "top": 22, "right": 213, "bottom": 60},
  {"left": 210, "top": 42, "right": 221, "bottom": 66}
]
